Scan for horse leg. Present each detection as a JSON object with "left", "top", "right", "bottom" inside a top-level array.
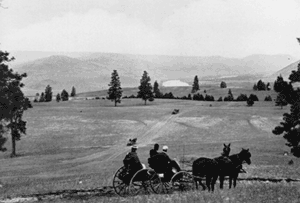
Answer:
[
  {"left": 211, "top": 175, "right": 218, "bottom": 192},
  {"left": 219, "top": 175, "right": 224, "bottom": 189},
  {"left": 229, "top": 176, "right": 232, "bottom": 189},
  {"left": 206, "top": 176, "right": 212, "bottom": 192},
  {"left": 233, "top": 173, "right": 238, "bottom": 188}
]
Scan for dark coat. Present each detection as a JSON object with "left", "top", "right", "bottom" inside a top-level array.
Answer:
[{"left": 123, "top": 151, "right": 143, "bottom": 172}]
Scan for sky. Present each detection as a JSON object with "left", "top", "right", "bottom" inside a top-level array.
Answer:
[{"left": 0, "top": 0, "right": 300, "bottom": 58}]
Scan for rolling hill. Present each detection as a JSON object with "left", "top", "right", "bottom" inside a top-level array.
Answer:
[
  {"left": 269, "top": 60, "right": 300, "bottom": 80},
  {"left": 11, "top": 52, "right": 297, "bottom": 95}
]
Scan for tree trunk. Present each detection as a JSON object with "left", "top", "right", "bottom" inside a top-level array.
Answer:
[
  {"left": 115, "top": 99, "right": 117, "bottom": 107},
  {"left": 11, "top": 127, "right": 16, "bottom": 157},
  {"left": 144, "top": 99, "right": 147, "bottom": 105}
]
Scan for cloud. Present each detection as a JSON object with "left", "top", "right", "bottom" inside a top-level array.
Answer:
[
  {"left": 1, "top": 8, "right": 172, "bottom": 55},
  {"left": 161, "top": 0, "right": 300, "bottom": 57},
  {"left": 1, "top": 0, "right": 300, "bottom": 57}
]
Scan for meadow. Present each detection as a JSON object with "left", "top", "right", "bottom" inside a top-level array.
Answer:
[{"left": 0, "top": 86, "right": 299, "bottom": 202}]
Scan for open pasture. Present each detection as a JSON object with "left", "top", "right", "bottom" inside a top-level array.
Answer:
[{"left": 0, "top": 97, "right": 299, "bottom": 201}]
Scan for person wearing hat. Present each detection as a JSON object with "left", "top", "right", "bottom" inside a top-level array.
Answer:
[
  {"left": 150, "top": 143, "right": 159, "bottom": 157},
  {"left": 123, "top": 145, "right": 143, "bottom": 183},
  {"left": 162, "top": 145, "right": 168, "bottom": 152}
]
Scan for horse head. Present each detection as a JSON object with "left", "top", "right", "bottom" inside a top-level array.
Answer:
[
  {"left": 221, "top": 143, "right": 231, "bottom": 157},
  {"left": 240, "top": 148, "right": 251, "bottom": 165}
]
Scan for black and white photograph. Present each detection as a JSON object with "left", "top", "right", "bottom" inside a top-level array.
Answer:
[{"left": 0, "top": 0, "right": 300, "bottom": 202}]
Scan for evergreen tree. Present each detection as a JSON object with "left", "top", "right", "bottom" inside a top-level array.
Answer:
[
  {"left": 61, "top": 89, "right": 69, "bottom": 101},
  {"left": 275, "top": 92, "right": 288, "bottom": 109},
  {"left": 56, "top": 93, "right": 61, "bottom": 102},
  {"left": 273, "top": 62, "right": 300, "bottom": 157},
  {"left": 44, "top": 85, "right": 52, "bottom": 102},
  {"left": 137, "top": 71, "right": 154, "bottom": 105},
  {"left": 107, "top": 70, "right": 123, "bottom": 107},
  {"left": 192, "top": 75, "right": 200, "bottom": 93},
  {"left": 220, "top": 81, "right": 227, "bottom": 88},
  {"left": 0, "top": 50, "right": 32, "bottom": 156},
  {"left": 256, "top": 80, "right": 266, "bottom": 91},
  {"left": 39, "top": 92, "right": 45, "bottom": 102},
  {"left": 153, "top": 81, "right": 162, "bottom": 98},
  {"left": 224, "top": 89, "right": 234, "bottom": 101},
  {"left": 70, "top": 86, "right": 76, "bottom": 97}
]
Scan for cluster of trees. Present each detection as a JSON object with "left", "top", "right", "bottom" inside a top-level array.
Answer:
[
  {"left": 253, "top": 80, "right": 271, "bottom": 91},
  {"left": 273, "top": 62, "right": 300, "bottom": 157},
  {"left": 34, "top": 86, "right": 76, "bottom": 102},
  {"left": 107, "top": 70, "right": 154, "bottom": 106},
  {"left": 0, "top": 50, "right": 32, "bottom": 157}
]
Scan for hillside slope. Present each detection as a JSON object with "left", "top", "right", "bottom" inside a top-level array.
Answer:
[{"left": 11, "top": 52, "right": 297, "bottom": 95}]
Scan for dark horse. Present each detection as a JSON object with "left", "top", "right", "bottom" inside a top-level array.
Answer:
[{"left": 192, "top": 147, "right": 251, "bottom": 192}]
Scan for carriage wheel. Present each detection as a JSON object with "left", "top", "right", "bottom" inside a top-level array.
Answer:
[
  {"left": 149, "top": 171, "right": 172, "bottom": 194},
  {"left": 128, "top": 169, "right": 152, "bottom": 196},
  {"left": 171, "top": 171, "right": 196, "bottom": 192},
  {"left": 112, "top": 166, "right": 130, "bottom": 197}
]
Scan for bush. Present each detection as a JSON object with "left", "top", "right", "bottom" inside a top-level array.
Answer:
[
  {"left": 249, "top": 94, "right": 259, "bottom": 101},
  {"left": 205, "top": 95, "right": 214, "bottom": 101},
  {"left": 149, "top": 97, "right": 154, "bottom": 102},
  {"left": 217, "top": 97, "right": 223, "bottom": 101},
  {"left": 264, "top": 95, "right": 272, "bottom": 101},
  {"left": 247, "top": 99, "right": 254, "bottom": 106},
  {"left": 236, "top": 94, "right": 248, "bottom": 101},
  {"left": 193, "top": 93, "right": 204, "bottom": 101}
]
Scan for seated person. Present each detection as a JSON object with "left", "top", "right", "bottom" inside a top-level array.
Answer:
[
  {"left": 148, "top": 145, "right": 180, "bottom": 181},
  {"left": 122, "top": 145, "right": 143, "bottom": 184},
  {"left": 149, "top": 143, "right": 159, "bottom": 158}
]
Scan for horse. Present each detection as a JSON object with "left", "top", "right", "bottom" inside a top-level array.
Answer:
[
  {"left": 192, "top": 143, "right": 231, "bottom": 192},
  {"left": 192, "top": 147, "right": 251, "bottom": 192},
  {"left": 218, "top": 148, "right": 251, "bottom": 189}
]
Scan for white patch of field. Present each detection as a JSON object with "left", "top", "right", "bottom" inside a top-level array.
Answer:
[
  {"left": 175, "top": 116, "right": 224, "bottom": 128},
  {"left": 250, "top": 116, "right": 275, "bottom": 132}
]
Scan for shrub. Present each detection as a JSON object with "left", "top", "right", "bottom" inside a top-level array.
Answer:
[
  {"left": 217, "top": 97, "right": 223, "bottom": 101},
  {"left": 205, "top": 95, "right": 214, "bottom": 101},
  {"left": 247, "top": 99, "right": 254, "bottom": 106},
  {"left": 249, "top": 94, "right": 259, "bottom": 101},
  {"left": 264, "top": 95, "right": 272, "bottom": 101},
  {"left": 236, "top": 94, "right": 248, "bottom": 101}
]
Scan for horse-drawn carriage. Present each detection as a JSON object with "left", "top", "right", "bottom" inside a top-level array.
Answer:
[
  {"left": 112, "top": 160, "right": 195, "bottom": 196},
  {"left": 113, "top": 144, "right": 252, "bottom": 196}
]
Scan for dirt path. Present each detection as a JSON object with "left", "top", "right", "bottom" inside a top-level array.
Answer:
[{"left": 103, "top": 111, "right": 182, "bottom": 163}]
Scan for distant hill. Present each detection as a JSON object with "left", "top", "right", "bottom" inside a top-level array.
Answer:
[
  {"left": 11, "top": 52, "right": 297, "bottom": 95},
  {"left": 269, "top": 60, "right": 300, "bottom": 80}
]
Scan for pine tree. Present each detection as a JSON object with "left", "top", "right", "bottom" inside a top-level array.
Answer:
[
  {"left": 70, "top": 86, "right": 76, "bottom": 97},
  {"left": 0, "top": 50, "right": 32, "bottom": 156},
  {"left": 275, "top": 92, "right": 288, "bottom": 109},
  {"left": 107, "top": 70, "right": 123, "bottom": 107},
  {"left": 137, "top": 71, "right": 154, "bottom": 105},
  {"left": 192, "top": 75, "right": 200, "bottom": 93},
  {"left": 61, "top": 89, "right": 69, "bottom": 101},
  {"left": 153, "top": 81, "right": 162, "bottom": 98},
  {"left": 56, "top": 93, "right": 61, "bottom": 102},
  {"left": 44, "top": 85, "right": 52, "bottom": 102},
  {"left": 273, "top": 62, "right": 300, "bottom": 157},
  {"left": 220, "top": 81, "right": 227, "bottom": 88},
  {"left": 39, "top": 92, "right": 45, "bottom": 102}
]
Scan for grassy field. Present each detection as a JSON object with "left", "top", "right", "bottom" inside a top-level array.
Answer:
[{"left": 0, "top": 88, "right": 299, "bottom": 202}]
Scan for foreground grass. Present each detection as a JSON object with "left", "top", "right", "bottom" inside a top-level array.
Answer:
[
  {"left": 0, "top": 98, "right": 299, "bottom": 200},
  {"left": 35, "top": 182, "right": 300, "bottom": 203}
]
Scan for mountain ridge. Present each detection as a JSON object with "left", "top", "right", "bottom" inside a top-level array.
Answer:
[{"left": 10, "top": 52, "right": 298, "bottom": 95}]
